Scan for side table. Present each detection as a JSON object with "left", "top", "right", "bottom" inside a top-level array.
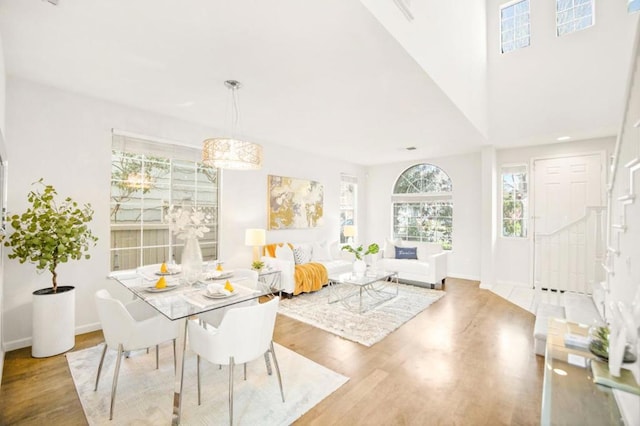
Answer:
[
  {"left": 541, "top": 318, "right": 624, "bottom": 425},
  {"left": 258, "top": 269, "right": 282, "bottom": 296}
]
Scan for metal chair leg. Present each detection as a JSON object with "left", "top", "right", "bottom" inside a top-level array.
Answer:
[
  {"left": 270, "top": 341, "right": 285, "bottom": 402},
  {"left": 244, "top": 363, "right": 247, "bottom": 381},
  {"left": 263, "top": 352, "right": 273, "bottom": 375},
  {"left": 110, "top": 344, "right": 124, "bottom": 420},
  {"left": 197, "top": 354, "right": 202, "bottom": 405},
  {"left": 94, "top": 342, "right": 108, "bottom": 391},
  {"left": 155, "top": 344, "right": 160, "bottom": 369},
  {"left": 229, "top": 356, "right": 235, "bottom": 426}
]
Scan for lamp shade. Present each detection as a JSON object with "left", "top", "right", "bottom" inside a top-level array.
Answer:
[
  {"left": 203, "top": 138, "right": 263, "bottom": 170},
  {"left": 245, "top": 228, "right": 266, "bottom": 246},
  {"left": 343, "top": 225, "right": 357, "bottom": 238}
]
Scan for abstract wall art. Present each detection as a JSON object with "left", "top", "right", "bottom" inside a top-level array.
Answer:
[{"left": 268, "top": 175, "right": 323, "bottom": 230}]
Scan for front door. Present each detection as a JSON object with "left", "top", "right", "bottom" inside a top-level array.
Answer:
[{"left": 532, "top": 152, "right": 606, "bottom": 293}]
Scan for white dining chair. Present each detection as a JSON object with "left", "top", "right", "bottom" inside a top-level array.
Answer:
[
  {"left": 187, "top": 296, "right": 284, "bottom": 425},
  {"left": 94, "top": 289, "right": 178, "bottom": 420}
]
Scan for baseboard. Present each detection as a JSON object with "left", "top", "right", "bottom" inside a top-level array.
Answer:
[
  {"left": 447, "top": 273, "right": 481, "bottom": 282},
  {"left": 4, "top": 321, "right": 103, "bottom": 352}
]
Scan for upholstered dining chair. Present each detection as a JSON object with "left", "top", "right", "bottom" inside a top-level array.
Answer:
[
  {"left": 187, "top": 296, "right": 284, "bottom": 425},
  {"left": 94, "top": 289, "right": 178, "bottom": 420}
]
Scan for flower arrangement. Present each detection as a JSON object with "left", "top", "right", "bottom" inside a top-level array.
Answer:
[{"left": 165, "top": 205, "right": 210, "bottom": 240}]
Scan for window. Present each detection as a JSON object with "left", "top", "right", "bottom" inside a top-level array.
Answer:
[
  {"left": 339, "top": 174, "right": 357, "bottom": 243},
  {"left": 556, "top": 0, "right": 594, "bottom": 36},
  {"left": 500, "top": 0, "right": 530, "bottom": 54},
  {"left": 501, "top": 165, "right": 528, "bottom": 238},
  {"left": 392, "top": 164, "right": 453, "bottom": 249},
  {"left": 110, "top": 132, "right": 219, "bottom": 271},
  {"left": 630, "top": 0, "right": 640, "bottom": 14}
]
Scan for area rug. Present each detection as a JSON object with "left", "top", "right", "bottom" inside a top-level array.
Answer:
[
  {"left": 67, "top": 342, "right": 348, "bottom": 425},
  {"left": 278, "top": 282, "right": 445, "bottom": 346}
]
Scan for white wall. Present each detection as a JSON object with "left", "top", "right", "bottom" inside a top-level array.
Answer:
[
  {"left": 2, "top": 77, "right": 363, "bottom": 350},
  {"left": 0, "top": 31, "right": 6, "bottom": 384},
  {"left": 494, "top": 137, "right": 616, "bottom": 287},
  {"left": 608, "top": 19, "right": 640, "bottom": 307},
  {"left": 361, "top": 0, "right": 488, "bottom": 138},
  {"left": 486, "top": 0, "right": 637, "bottom": 146},
  {"left": 365, "top": 151, "right": 482, "bottom": 281}
]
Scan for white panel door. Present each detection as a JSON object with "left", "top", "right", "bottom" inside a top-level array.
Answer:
[{"left": 533, "top": 153, "right": 605, "bottom": 293}]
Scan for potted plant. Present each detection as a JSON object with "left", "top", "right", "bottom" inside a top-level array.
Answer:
[
  {"left": 341, "top": 243, "right": 379, "bottom": 277},
  {"left": 2, "top": 179, "right": 98, "bottom": 357},
  {"left": 251, "top": 260, "right": 265, "bottom": 271}
]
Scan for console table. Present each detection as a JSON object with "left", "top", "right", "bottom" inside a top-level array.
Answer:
[{"left": 542, "top": 318, "right": 625, "bottom": 425}]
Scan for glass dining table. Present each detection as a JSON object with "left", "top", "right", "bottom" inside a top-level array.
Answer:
[{"left": 108, "top": 267, "right": 269, "bottom": 425}]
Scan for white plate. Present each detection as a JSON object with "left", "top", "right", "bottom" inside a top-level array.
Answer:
[
  {"left": 154, "top": 271, "right": 180, "bottom": 276},
  {"left": 203, "top": 290, "right": 236, "bottom": 299},
  {"left": 206, "top": 271, "right": 234, "bottom": 280},
  {"left": 144, "top": 284, "right": 179, "bottom": 293}
]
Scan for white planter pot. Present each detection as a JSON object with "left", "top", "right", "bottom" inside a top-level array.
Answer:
[
  {"left": 32, "top": 286, "right": 75, "bottom": 358},
  {"left": 353, "top": 259, "right": 367, "bottom": 277}
]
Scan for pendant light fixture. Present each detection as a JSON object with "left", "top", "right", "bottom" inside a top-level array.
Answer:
[{"left": 202, "top": 80, "right": 263, "bottom": 170}]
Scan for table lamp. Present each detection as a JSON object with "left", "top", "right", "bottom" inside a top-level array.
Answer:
[
  {"left": 343, "top": 225, "right": 356, "bottom": 243},
  {"left": 245, "top": 228, "right": 266, "bottom": 262}
]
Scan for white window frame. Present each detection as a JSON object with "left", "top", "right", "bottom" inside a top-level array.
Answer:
[
  {"left": 500, "top": 0, "right": 531, "bottom": 54},
  {"left": 110, "top": 131, "right": 219, "bottom": 271},
  {"left": 391, "top": 164, "right": 453, "bottom": 250},
  {"left": 556, "top": 0, "right": 595, "bottom": 37},
  {"left": 501, "top": 164, "right": 528, "bottom": 239},
  {"left": 339, "top": 174, "right": 357, "bottom": 244}
]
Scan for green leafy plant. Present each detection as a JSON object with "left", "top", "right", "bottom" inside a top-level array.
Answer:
[
  {"left": 2, "top": 179, "right": 98, "bottom": 292},
  {"left": 341, "top": 243, "right": 379, "bottom": 261},
  {"left": 251, "top": 260, "right": 265, "bottom": 270}
]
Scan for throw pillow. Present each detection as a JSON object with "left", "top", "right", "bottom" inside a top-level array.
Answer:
[
  {"left": 275, "top": 243, "right": 295, "bottom": 264},
  {"left": 293, "top": 244, "right": 312, "bottom": 264},
  {"left": 395, "top": 246, "right": 418, "bottom": 259},
  {"left": 311, "top": 241, "right": 331, "bottom": 261},
  {"left": 383, "top": 238, "right": 400, "bottom": 259}
]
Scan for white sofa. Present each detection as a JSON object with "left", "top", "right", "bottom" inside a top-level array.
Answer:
[
  {"left": 378, "top": 239, "right": 448, "bottom": 289},
  {"left": 261, "top": 241, "right": 351, "bottom": 296}
]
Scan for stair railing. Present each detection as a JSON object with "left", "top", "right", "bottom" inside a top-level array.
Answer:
[{"left": 533, "top": 206, "right": 606, "bottom": 305}]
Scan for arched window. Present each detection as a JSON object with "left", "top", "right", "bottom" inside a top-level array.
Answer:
[{"left": 392, "top": 164, "right": 453, "bottom": 249}]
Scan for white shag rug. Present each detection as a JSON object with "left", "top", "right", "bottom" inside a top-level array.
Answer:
[
  {"left": 67, "top": 342, "right": 348, "bottom": 425},
  {"left": 278, "top": 282, "right": 445, "bottom": 346}
]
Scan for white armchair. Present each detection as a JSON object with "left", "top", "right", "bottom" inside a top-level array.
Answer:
[{"left": 379, "top": 240, "right": 448, "bottom": 289}]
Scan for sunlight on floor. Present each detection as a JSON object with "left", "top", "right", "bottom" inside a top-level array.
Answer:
[{"left": 490, "top": 283, "right": 537, "bottom": 314}]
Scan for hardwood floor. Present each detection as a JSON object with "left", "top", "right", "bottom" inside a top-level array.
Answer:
[{"left": 0, "top": 278, "right": 544, "bottom": 425}]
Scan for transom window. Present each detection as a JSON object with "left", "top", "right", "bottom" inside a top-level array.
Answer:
[
  {"left": 556, "top": 0, "right": 594, "bottom": 36},
  {"left": 501, "top": 165, "right": 528, "bottom": 238},
  {"left": 110, "top": 132, "right": 219, "bottom": 271},
  {"left": 392, "top": 164, "right": 453, "bottom": 249},
  {"left": 500, "top": 0, "right": 530, "bottom": 54}
]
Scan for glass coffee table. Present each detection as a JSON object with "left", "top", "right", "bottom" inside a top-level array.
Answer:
[{"left": 328, "top": 271, "right": 398, "bottom": 314}]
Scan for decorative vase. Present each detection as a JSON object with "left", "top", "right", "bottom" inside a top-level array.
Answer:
[
  {"left": 353, "top": 259, "right": 367, "bottom": 277},
  {"left": 32, "top": 285, "right": 75, "bottom": 358},
  {"left": 181, "top": 236, "right": 203, "bottom": 284}
]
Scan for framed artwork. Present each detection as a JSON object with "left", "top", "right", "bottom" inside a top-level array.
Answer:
[{"left": 268, "top": 175, "right": 323, "bottom": 230}]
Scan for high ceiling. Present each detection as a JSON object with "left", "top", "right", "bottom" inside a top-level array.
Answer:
[{"left": 0, "top": 0, "right": 637, "bottom": 165}]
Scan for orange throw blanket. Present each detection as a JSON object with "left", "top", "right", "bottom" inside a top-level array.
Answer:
[{"left": 293, "top": 262, "right": 328, "bottom": 295}]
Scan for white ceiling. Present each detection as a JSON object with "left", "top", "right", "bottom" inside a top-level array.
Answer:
[{"left": 0, "top": 0, "right": 637, "bottom": 165}]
